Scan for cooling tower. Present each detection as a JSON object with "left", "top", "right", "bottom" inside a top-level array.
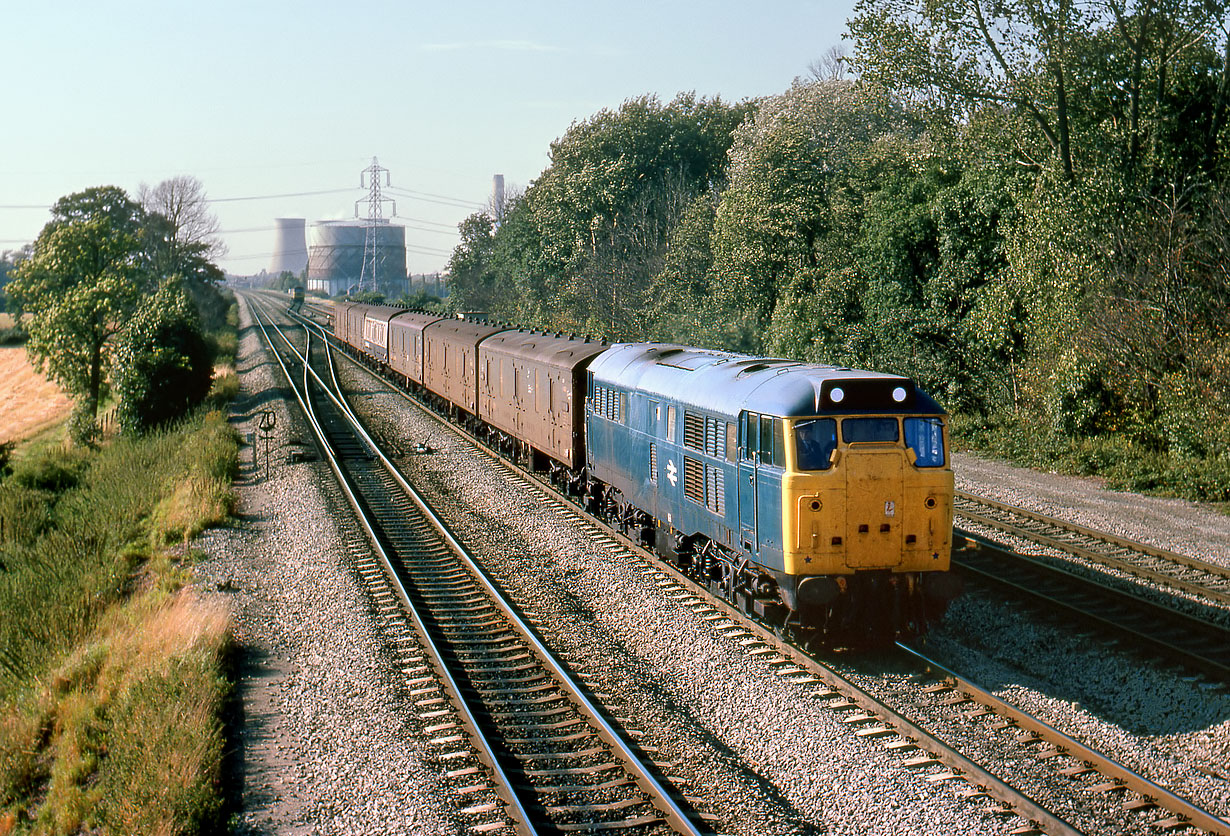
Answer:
[
  {"left": 306, "top": 220, "right": 407, "bottom": 297},
  {"left": 269, "top": 218, "right": 309, "bottom": 275}
]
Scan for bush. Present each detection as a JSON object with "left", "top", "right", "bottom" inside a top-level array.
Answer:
[
  {"left": 10, "top": 446, "right": 89, "bottom": 493},
  {"left": 113, "top": 278, "right": 214, "bottom": 435},
  {"left": 953, "top": 409, "right": 1230, "bottom": 506}
]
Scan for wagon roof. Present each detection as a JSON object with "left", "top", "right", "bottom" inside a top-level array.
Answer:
[
  {"left": 389, "top": 311, "right": 446, "bottom": 331},
  {"left": 480, "top": 329, "right": 609, "bottom": 372},
  {"left": 357, "top": 304, "right": 408, "bottom": 324},
  {"left": 587, "top": 343, "right": 945, "bottom": 418},
  {"left": 425, "top": 317, "right": 506, "bottom": 343}
]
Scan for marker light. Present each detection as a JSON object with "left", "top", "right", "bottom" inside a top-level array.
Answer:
[
  {"left": 892, "top": 386, "right": 907, "bottom": 402},
  {"left": 830, "top": 387, "right": 845, "bottom": 403}
]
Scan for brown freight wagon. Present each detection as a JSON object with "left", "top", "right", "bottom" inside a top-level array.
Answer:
[
  {"left": 388, "top": 311, "right": 446, "bottom": 387},
  {"left": 478, "top": 330, "right": 608, "bottom": 470},
  {"left": 344, "top": 303, "right": 370, "bottom": 354},
  {"left": 356, "top": 304, "right": 408, "bottom": 361},
  {"left": 333, "top": 301, "right": 356, "bottom": 348},
  {"left": 422, "top": 318, "right": 507, "bottom": 416}
]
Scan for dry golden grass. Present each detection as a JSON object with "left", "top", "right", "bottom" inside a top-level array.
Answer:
[
  {"left": 0, "top": 346, "right": 72, "bottom": 444},
  {"left": 29, "top": 587, "right": 231, "bottom": 834}
]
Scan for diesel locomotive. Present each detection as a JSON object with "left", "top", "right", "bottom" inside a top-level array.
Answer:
[{"left": 328, "top": 300, "right": 959, "bottom": 644}]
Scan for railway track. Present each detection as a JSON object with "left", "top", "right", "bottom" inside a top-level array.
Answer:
[
  {"left": 890, "top": 643, "right": 1230, "bottom": 836},
  {"left": 954, "top": 492, "right": 1230, "bottom": 608},
  {"left": 284, "top": 301, "right": 1230, "bottom": 834},
  {"left": 950, "top": 527, "right": 1230, "bottom": 682},
  {"left": 250, "top": 299, "right": 706, "bottom": 836},
  {"left": 305, "top": 313, "right": 1230, "bottom": 836}
]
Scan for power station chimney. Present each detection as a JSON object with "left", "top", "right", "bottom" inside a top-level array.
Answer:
[
  {"left": 492, "top": 174, "right": 505, "bottom": 222},
  {"left": 269, "top": 218, "right": 308, "bottom": 275}
]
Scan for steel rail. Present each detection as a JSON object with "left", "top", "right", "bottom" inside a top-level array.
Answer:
[
  {"left": 896, "top": 642, "right": 1230, "bottom": 836},
  {"left": 952, "top": 532, "right": 1230, "bottom": 681},
  {"left": 256, "top": 297, "right": 703, "bottom": 835},
  {"left": 955, "top": 491, "right": 1230, "bottom": 607},
  {"left": 249, "top": 301, "right": 536, "bottom": 834}
]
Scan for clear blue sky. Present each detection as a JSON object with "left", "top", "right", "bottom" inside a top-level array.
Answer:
[{"left": 1, "top": 1, "right": 853, "bottom": 276}]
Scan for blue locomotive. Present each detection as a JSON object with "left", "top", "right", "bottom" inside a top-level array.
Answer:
[{"left": 330, "top": 301, "right": 959, "bottom": 643}]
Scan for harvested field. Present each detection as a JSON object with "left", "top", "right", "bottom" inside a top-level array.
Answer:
[{"left": 0, "top": 346, "right": 72, "bottom": 443}]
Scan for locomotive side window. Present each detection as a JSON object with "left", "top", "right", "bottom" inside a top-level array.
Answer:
[
  {"left": 842, "top": 417, "right": 899, "bottom": 443},
  {"left": 795, "top": 419, "right": 837, "bottom": 470},
  {"left": 904, "top": 417, "right": 946, "bottom": 467},
  {"left": 667, "top": 406, "right": 677, "bottom": 442},
  {"left": 757, "top": 416, "right": 786, "bottom": 469},
  {"left": 742, "top": 412, "right": 759, "bottom": 461},
  {"left": 726, "top": 422, "right": 736, "bottom": 461}
]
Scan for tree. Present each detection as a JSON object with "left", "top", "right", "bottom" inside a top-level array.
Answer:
[
  {"left": 139, "top": 176, "right": 227, "bottom": 331},
  {"left": 138, "top": 175, "right": 225, "bottom": 265},
  {"left": 850, "top": 0, "right": 1229, "bottom": 184},
  {"left": 480, "top": 93, "right": 753, "bottom": 336},
  {"left": 112, "top": 277, "right": 213, "bottom": 434},
  {"left": 6, "top": 187, "right": 152, "bottom": 442},
  {"left": 0, "top": 246, "right": 32, "bottom": 312},
  {"left": 710, "top": 80, "right": 922, "bottom": 348},
  {"left": 446, "top": 212, "right": 499, "bottom": 312},
  {"left": 850, "top": 0, "right": 1089, "bottom": 181}
]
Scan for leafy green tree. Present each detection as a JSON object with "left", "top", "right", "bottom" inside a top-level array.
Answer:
[
  {"left": 6, "top": 187, "right": 152, "bottom": 442},
  {"left": 390, "top": 290, "right": 447, "bottom": 314},
  {"left": 445, "top": 212, "right": 499, "bottom": 312},
  {"left": 112, "top": 277, "right": 214, "bottom": 434},
  {"left": 1, "top": 246, "right": 32, "bottom": 312},
  {"left": 850, "top": 0, "right": 1229, "bottom": 184},
  {"left": 269, "top": 270, "right": 301, "bottom": 291},
  {"left": 710, "top": 80, "right": 923, "bottom": 351},
  {"left": 486, "top": 93, "right": 753, "bottom": 337}
]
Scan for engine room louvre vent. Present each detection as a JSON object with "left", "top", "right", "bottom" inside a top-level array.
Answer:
[
  {"left": 683, "top": 456, "right": 705, "bottom": 504},
  {"left": 649, "top": 443, "right": 658, "bottom": 483},
  {"left": 593, "top": 385, "right": 624, "bottom": 423},
  {"left": 704, "top": 417, "right": 725, "bottom": 458},
  {"left": 683, "top": 412, "right": 704, "bottom": 451}
]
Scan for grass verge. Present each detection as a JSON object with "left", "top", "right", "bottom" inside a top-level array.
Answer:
[{"left": 0, "top": 411, "right": 239, "bottom": 835}]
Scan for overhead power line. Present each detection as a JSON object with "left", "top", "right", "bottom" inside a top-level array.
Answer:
[
  {"left": 386, "top": 186, "right": 483, "bottom": 210},
  {"left": 207, "top": 187, "right": 356, "bottom": 203}
]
